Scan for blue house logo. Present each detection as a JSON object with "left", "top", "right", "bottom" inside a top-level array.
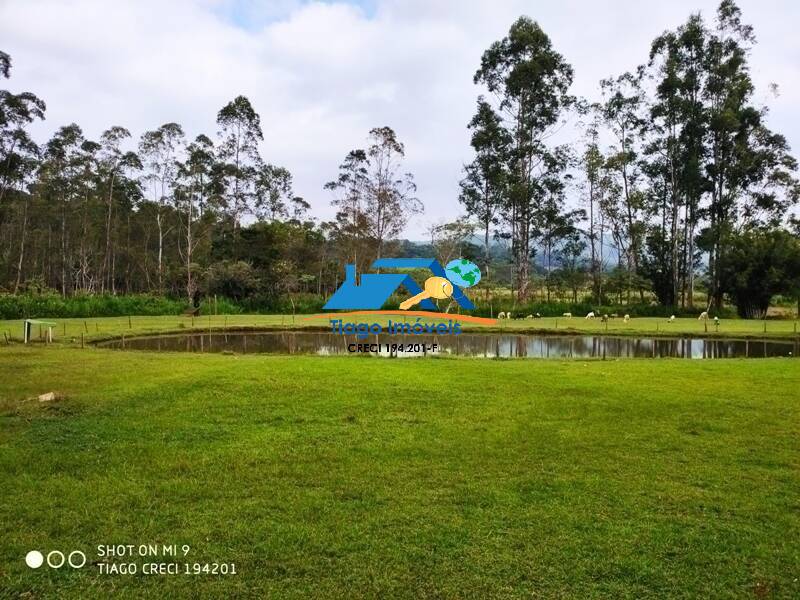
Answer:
[{"left": 324, "top": 258, "right": 476, "bottom": 311}]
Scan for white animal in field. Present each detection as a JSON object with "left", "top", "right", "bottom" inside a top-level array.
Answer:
[
  {"left": 535, "top": 312, "right": 541, "bottom": 319},
  {"left": 669, "top": 315, "right": 676, "bottom": 322},
  {"left": 698, "top": 311, "right": 709, "bottom": 320},
  {"left": 623, "top": 314, "right": 630, "bottom": 322},
  {"left": 525, "top": 314, "right": 533, "bottom": 319},
  {"left": 497, "top": 312, "right": 506, "bottom": 319},
  {"left": 562, "top": 312, "right": 572, "bottom": 318},
  {"left": 585, "top": 311, "right": 595, "bottom": 319}
]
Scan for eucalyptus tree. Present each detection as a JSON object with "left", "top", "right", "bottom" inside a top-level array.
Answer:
[
  {"left": 216, "top": 95, "right": 263, "bottom": 255},
  {"left": 0, "top": 51, "right": 46, "bottom": 207},
  {"left": 644, "top": 13, "right": 708, "bottom": 307},
  {"left": 98, "top": 126, "right": 141, "bottom": 293},
  {"left": 474, "top": 16, "right": 575, "bottom": 301},
  {"left": 74, "top": 138, "right": 103, "bottom": 291},
  {"left": 362, "top": 127, "right": 421, "bottom": 260},
  {"left": 139, "top": 122, "right": 185, "bottom": 291},
  {"left": 176, "top": 134, "right": 216, "bottom": 302},
  {"left": 458, "top": 97, "right": 509, "bottom": 279},
  {"left": 531, "top": 151, "right": 583, "bottom": 302},
  {"left": 10, "top": 153, "right": 38, "bottom": 293},
  {"left": 254, "top": 163, "right": 294, "bottom": 222},
  {"left": 325, "top": 149, "right": 369, "bottom": 268},
  {"left": 700, "top": 0, "right": 799, "bottom": 310},
  {"left": 598, "top": 71, "right": 648, "bottom": 301},
  {"left": 327, "top": 127, "right": 421, "bottom": 263},
  {"left": 581, "top": 124, "right": 608, "bottom": 301},
  {"left": 40, "top": 124, "right": 85, "bottom": 295},
  {"left": 428, "top": 219, "right": 476, "bottom": 266}
]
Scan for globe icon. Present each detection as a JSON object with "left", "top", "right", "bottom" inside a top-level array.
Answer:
[{"left": 445, "top": 259, "right": 481, "bottom": 288}]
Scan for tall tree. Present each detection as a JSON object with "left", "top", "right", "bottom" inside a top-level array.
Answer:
[
  {"left": 0, "top": 51, "right": 46, "bottom": 207},
  {"left": 581, "top": 123, "right": 608, "bottom": 301},
  {"left": 139, "top": 122, "right": 184, "bottom": 292},
  {"left": 98, "top": 126, "right": 140, "bottom": 293},
  {"left": 177, "top": 134, "right": 215, "bottom": 302},
  {"left": 598, "top": 71, "right": 647, "bottom": 301},
  {"left": 474, "top": 16, "right": 575, "bottom": 301},
  {"left": 254, "top": 163, "right": 295, "bottom": 222},
  {"left": 459, "top": 97, "right": 509, "bottom": 281},
  {"left": 325, "top": 149, "right": 370, "bottom": 270},
  {"left": 363, "top": 127, "right": 421, "bottom": 260},
  {"left": 40, "top": 124, "right": 84, "bottom": 295},
  {"left": 216, "top": 95, "right": 263, "bottom": 254},
  {"left": 700, "top": 0, "right": 799, "bottom": 309},
  {"left": 327, "top": 127, "right": 421, "bottom": 264}
]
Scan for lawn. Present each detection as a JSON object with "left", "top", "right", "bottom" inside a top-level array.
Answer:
[{"left": 1, "top": 345, "right": 799, "bottom": 598}]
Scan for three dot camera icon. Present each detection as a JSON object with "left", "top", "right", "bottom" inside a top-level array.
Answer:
[{"left": 26, "top": 549, "right": 86, "bottom": 569}]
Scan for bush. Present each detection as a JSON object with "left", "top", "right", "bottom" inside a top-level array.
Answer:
[
  {"left": 0, "top": 293, "right": 189, "bottom": 319},
  {"left": 463, "top": 299, "right": 737, "bottom": 319}
]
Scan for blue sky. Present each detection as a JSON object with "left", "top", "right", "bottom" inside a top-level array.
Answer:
[
  {"left": 1, "top": 0, "right": 798, "bottom": 237},
  {"left": 216, "top": 0, "right": 379, "bottom": 28}
]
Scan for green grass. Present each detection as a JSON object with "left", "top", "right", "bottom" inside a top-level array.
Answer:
[
  {"left": 1, "top": 313, "right": 798, "bottom": 346},
  {"left": 1, "top": 345, "right": 799, "bottom": 598}
]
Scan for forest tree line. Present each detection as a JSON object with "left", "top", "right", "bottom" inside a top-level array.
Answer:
[{"left": 1, "top": 0, "right": 799, "bottom": 318}]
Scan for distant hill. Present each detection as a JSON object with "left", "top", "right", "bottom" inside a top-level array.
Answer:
[{"left": 396, "top": 238, "right": 622, "bottom": 269}]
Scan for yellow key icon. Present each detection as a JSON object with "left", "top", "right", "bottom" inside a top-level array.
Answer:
[{"left": 399, "top": 276, "right": 454, "bottom": 310}]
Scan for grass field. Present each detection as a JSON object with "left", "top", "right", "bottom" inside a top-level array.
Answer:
[
  {"left": 1, "top": 313, "right": 799, "bottom": 345},
  {"left": 1, "top": 340, "right": 799, "bottom": 598}
]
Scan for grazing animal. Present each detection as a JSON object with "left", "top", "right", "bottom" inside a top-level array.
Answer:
[
  {"left": 535, "top": 312, "right": 541, "bottom": 319},
  {"left": 623, "top": 314, "right": 630, "bottom": 322},
  {"left": 698, "top": 311, "right": 709, "bottom": 320},
  {"left": 585, "top": 311, "right": 596, "bottom": 319},
  {"left": 525, "top": 314, "right": 533, "bottom": 320},
  {"left": 601, "top": 314, "right": 608, "bottom": 322},
  {"left": 562, "top": 312, "right": 572, "bottom": 318},
  {"left": 714, "top": 316, "right": 720, "bottom": 324},
  {"left": 497, "top": 312, "right": 506, "bottom": 320},
  {"left": 610, "top": 313, "right": 618, "bottom": 319},
  {"left": 669, "top": 315, "right": 676, "bottom": 322}
]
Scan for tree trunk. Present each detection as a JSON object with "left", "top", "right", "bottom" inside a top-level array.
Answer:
[
  {"left": 186, "top": 190, "right": 195, "bottom": 303},
  {"left": 13, "top": 195, "right": 28, "bottom": 294},
  {"left": 157, "top": 210, "right": 164, "bottom": 293},
  {"left": 103, "top": 171, "right": 116, "bottom": 294}
]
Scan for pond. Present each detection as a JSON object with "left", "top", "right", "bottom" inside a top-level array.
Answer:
[{"left": 97, "top": 331, "right": 798, "bottom": 359}]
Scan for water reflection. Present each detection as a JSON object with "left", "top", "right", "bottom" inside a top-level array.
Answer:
[{"left": 97, "top": 331, "right": 797, "bottom": 359}]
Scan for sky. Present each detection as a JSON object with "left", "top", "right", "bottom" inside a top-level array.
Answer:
[{"left": 1, "top": 0, "right": 799, "bottom": 238}]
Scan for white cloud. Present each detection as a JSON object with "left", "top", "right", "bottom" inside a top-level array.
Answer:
[{"left": 1, "top": 0, "right": 798, "bottom": 237}]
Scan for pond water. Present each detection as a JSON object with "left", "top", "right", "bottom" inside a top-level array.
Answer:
[{"left": 97, "top": 331, "right": 798, "bottom": 359}]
